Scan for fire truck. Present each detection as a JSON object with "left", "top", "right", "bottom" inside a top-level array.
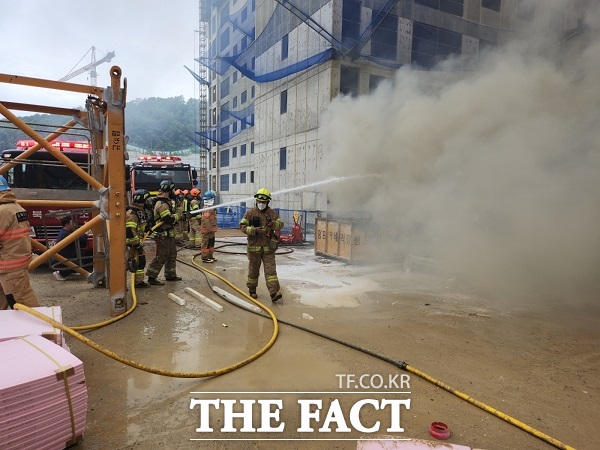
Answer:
[
  {"left": 1, "top": 139, "right": 96, "bottom": 255},
  {"left": 2, "top": 143, "right": 197, "bottom": 251},
  {"left": 128, "top": 155, "right": 197, "bottom": 195}
]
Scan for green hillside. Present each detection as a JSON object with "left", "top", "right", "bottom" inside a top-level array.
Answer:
[{"left": 0, "top": 96, "right": 202, "bottom": 152}]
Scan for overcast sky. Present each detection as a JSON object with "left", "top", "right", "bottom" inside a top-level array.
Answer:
[{"left": 0, "top": 0, "right": 200, "bottom": 111}]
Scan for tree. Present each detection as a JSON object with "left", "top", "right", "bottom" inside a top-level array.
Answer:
[{"left": 0, "top": 97, "right": 203, "bottom": 152}]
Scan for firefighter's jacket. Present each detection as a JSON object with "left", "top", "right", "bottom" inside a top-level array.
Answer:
[
  {"left": 125, "top": 205, "right": 147, "bottom": 247},
  {"left": 240, "top": 207, "right": 283, "bottom": 251},
  {"left": 154, "top": 197, "right": 179, "bottom": 237},
  {"left": 0, "top": 190, "right": 32, "bottom": 273},
  {"left": 189, "top": 198, "right": 201, "bottom": 223},
  {"left": 174, "top": 197, "right": 187, "bottom": 221},
  {"left": 200, "top": 208, "right": 218, "bottom": 234}
]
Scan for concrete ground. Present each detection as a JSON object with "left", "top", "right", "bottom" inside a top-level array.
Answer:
[{"left": 27, "top": 231, "right": 599, "bottom": 450}]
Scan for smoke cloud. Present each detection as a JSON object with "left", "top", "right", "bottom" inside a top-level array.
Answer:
[{"left": 319, "top": 1, "right": 600, "bottom": 305}]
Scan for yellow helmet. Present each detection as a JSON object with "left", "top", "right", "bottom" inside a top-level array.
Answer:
[{"left": 254, "top": 187, "right": 271, "bottom": 201}]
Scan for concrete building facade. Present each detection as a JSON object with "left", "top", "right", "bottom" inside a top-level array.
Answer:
[{"left": 203, "top": 0, "right": 581, "bottom": 211}]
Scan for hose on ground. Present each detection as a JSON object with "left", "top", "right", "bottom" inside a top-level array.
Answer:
[
  {"left": 15, "top": 272, "right": 279, "bottom": 378},
  {"left": 183, "top": 254, "right": 575, "bottom": 450}
]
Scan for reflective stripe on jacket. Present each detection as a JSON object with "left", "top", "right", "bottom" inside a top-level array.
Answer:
[
  {"left": 125, "top": 207, "right": 147, "bottom": 247},
  {"left": 0, "top": 190, "right": 33, "bottom": 273}
]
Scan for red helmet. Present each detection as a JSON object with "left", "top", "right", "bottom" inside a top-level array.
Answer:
[{"left": 190, "top": 188, "right": 201, "bottom": 197}]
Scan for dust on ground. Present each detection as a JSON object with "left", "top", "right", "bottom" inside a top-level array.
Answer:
[{"left": 28, "top": 230, "right": 599, "bottom": 450}]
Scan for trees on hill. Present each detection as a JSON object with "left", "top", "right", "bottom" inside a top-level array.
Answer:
[{"left": 0, "top": 96, "right": 201, "bottom": 152}]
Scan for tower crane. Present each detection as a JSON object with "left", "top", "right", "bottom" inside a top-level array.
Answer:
[{"left": 60, "top": 46, "right": 116, "bottom": 86}]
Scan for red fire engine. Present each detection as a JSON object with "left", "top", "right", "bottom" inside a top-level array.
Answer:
[
  {"left": 129, "top": 155, "right": 197, "bottom": 195},
  {"left": 1, "top": 140, "right": 96, "bottom": 254}
]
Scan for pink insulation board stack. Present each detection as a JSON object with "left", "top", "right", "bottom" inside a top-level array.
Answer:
[
  {"left": 0, "top": 334, "right": 88, "bottom": 450},
  {"left": 0, "top": 306, "right": 64, "bottom": 347}
]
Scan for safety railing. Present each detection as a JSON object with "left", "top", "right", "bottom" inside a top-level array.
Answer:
[{"left": 216, "top": 206, "right": 322, "bottom": 243}]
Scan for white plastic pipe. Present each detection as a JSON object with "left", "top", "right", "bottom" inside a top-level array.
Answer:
[
  {"left": 168, "top": 293, "right": 186, "bottom": 306},
  {"left": 184, "top": 287, "right": 224, "bottom": 312},
  {"left": 211, "top": 286, "right": 262, "bottom": 314}
]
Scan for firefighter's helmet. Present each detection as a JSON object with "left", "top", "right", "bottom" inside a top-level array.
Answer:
[
  {"left": 182, "top": 190, "right": 189, "bottom": 196},
  {"left": 254, "top": 187, "right": 271, "bottom": 201},
  {"left": 190, "top": 188, "right": 201, "bottom": 197},
  {"left": 132, "top": 189, "right": 150, "bottom": 204},
  {"left": 0, "top": 175, "right": 10, "bottom": 192},
  {"left": 203, "top": 190, "right": 216, "bottom": 201},
  {"left": 159, "top": 180, "right": 175, "bottom": 192}
]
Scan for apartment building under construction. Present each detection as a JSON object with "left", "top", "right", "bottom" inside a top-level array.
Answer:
[{"left": 199, "top": 0, "right": 583, "bottom": 210}]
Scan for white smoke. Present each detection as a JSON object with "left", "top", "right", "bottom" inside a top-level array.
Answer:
[{"left": 319, "top": 1, "right": 600, "bottom": 304}]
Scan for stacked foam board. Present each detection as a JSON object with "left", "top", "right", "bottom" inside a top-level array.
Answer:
[
  {"left": 0, "top": 306, "right": 64, "bottom": 346},
  {"left": 0, "top": 335, "right": 87, "bottom": 449}
]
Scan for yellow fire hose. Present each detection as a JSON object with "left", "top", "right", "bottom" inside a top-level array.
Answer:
[
  {"left": 186, "top": 257, "right": 576, "bottom": 450},
  {"left": 402, "top": 364, "right": 575, "bottom": 449},
  {"left": 14, "top": 271, "right": 279, "bottom": 378},
  {"left": 16, "top": 212, "right": 576, "bottom": 448},
  {"left": 61, "top": 218, "right": 195, "bottom": 332}
]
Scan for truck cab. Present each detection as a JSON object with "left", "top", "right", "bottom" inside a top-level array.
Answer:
[{"left": 129, "top": 155, "right": 197, "bottom": 194}]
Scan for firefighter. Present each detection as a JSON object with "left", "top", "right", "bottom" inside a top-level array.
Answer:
[
  {"left": 126, "top": 189, "right": 151, "bottom": 288},
  {"left": 173, "top": 189, "right": 185, "bottom": 245},
  {"left": 200, "top": 190, "right": 218, "bottom": 263},
  {"left": 180, "top": 189, "right": 191, "bottom": 244},
  {"left": 145, "top": 180, "right": 182, "bottom": 285},
  {"left": 239, "top": 188, "right": 284, "bottom": 302},
  {"left": 0, "top": 175, "right": 40, "bottom": 310},
  {"left": 187, "top": 188, "right": 202, "bottom": 249}
]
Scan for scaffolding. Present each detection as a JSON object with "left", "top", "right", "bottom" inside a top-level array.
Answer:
[
  {"left": 196, "top": 0, "right": 210, "bottom": 192},
  {"left": 0, "top": 67, "right": 129, "bottom": 316}
]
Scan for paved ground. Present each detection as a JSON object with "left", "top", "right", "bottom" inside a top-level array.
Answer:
[{"left": 27, "top": 231, "right": 599, "bottom": 450}]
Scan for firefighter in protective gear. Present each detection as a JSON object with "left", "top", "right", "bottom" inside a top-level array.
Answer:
[
  {"left": 126, "top": 189, "right": 150, "bottom": 288},
  {"left": 145, "top": 180, "right": 182, "bottom": 284},
  {"left": 174, "top": 189, "right": 186, "bottom": 244},
  {"left": 239, "top": 188, "right": 284, "bottom": 301},
  {"left": 180, "top": 189, "right": 191, "bottom": 244},
  {"left": 0, "top": 176, "right": 40, "bottom": 310},
  {"left": 200, "top": 190, "right": 218, "bottom": 262},
  {"left": 187, "top": 188, "right": 202, "bottom": 249}
]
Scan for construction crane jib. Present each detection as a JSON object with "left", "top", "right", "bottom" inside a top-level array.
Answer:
[{"left": 60, "top": 46, "right": 116, "bottom": 86}]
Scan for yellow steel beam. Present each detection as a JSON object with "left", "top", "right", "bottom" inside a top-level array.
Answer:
[
  {"left": 104, "top": 66, "right": 128, "bottom": 316},
  {"left": 86, "top": 97, "right": 108, "bottom": 283},
  {"left": 0, "top": 120, "right": 78, "bottom": 174},
  {"left": 0, "top": 104, "right": 104, "bottom": 191},
  {"left": 0, "top": 102, "right": 86, "bottom": 118},
  {"left": 28, "top": 215, "right": 102, "bottom": 271},
  {"left": 17, "top": 200, "right": 96, "bottom": 208},
  {"left": 0, "top": 73, "right": 104, "bottom": 96},
  {"left": 2, "top": 67, "right": 128, "bottom": 315},
  {"left": 30, "top": 239, "right": 89, "bottom": 277}
]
